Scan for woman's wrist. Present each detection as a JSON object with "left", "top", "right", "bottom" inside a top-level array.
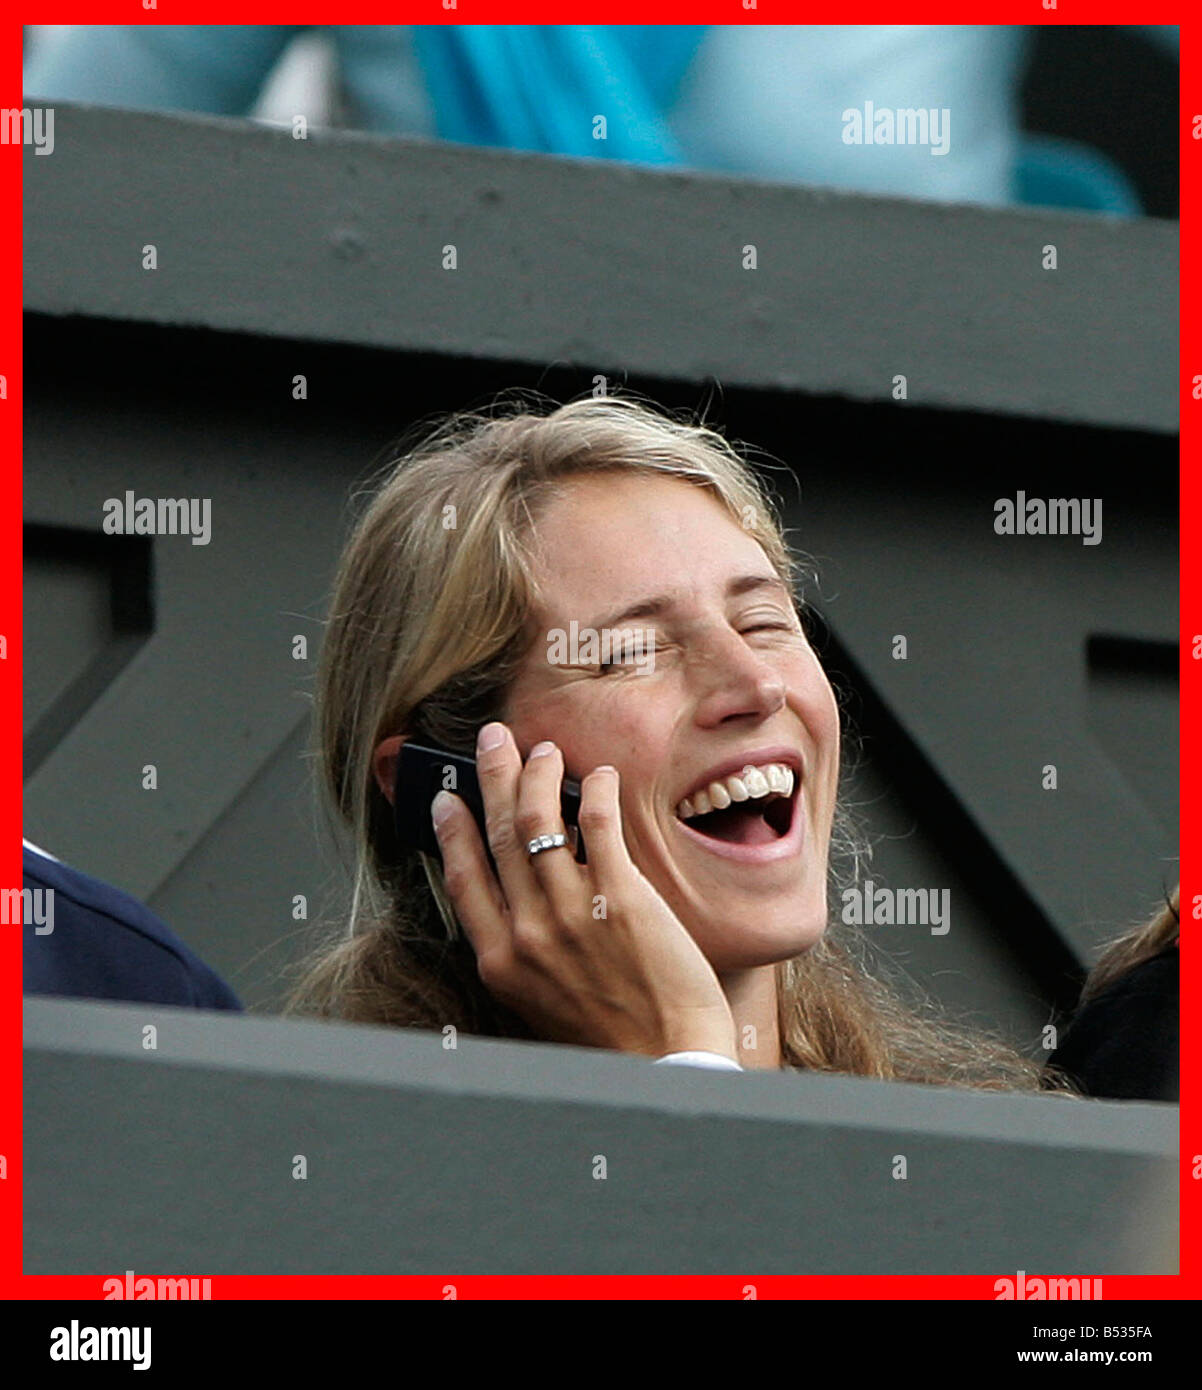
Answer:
[{"left": 660, "top": 1013, "right": 739, "bottom": 1065}]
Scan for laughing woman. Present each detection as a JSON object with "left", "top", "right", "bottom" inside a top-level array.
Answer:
[{"left": 286, "top": 392, "right": 1059, "bottom": 1089}]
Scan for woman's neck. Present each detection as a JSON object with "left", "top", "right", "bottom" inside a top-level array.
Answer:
[{"left": 719, "top": 964, "right": 783, "bottom": 1069}]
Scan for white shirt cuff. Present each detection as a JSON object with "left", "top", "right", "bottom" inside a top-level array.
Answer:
[
  {"left": 654, "top": 1050, "right": 743, "bottom": 1071},
  {"left": 23, "top": 836, "right": 61, "bottom": 863}
]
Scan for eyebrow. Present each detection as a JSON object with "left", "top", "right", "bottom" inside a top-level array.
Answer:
[{"left": 587, "top": 574, "right": 793, "bottom": 632}]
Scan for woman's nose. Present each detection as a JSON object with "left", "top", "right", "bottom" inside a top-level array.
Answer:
[{"left": 689, "top": 635, "right": 787, "bottom": 726}]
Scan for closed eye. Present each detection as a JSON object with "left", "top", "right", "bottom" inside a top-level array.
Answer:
[
  {"left": 597, "top": 623, "right": 795, "bottom": 669},
  {"left": 598, "top": 652, "right": 657, "bottom": 672},
  {"left": 598, "top": 645, "right": 662, "bottom": 672}
]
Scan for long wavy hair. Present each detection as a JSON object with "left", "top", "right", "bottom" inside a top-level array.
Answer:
[{"left": 284, "top": 389, "right": 1064, "bottom": 1092}]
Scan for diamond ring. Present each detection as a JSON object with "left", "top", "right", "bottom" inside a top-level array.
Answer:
[{"left": 526, "top": 832, "right": 569, "bottom": 859}]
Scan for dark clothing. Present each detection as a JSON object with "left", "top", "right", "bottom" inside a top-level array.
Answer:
[
  {"left": 1048, "top": 946, "right": 1178, "bottom": 1101},
  {"left": 22, "top": 843, "right": 243, "bottom": 1011}
]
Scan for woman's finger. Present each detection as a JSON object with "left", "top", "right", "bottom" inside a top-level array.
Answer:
[
  {"left": 474, "top": 721, "right": 547, "bottom": 922},
  {"left": 575, "top": 764, "right": 632, "bottom": 888},
  {"left": 431, "top": 789, "right": 510, "bottom": 962},
  {"left": 514, "top": 740, "right": 586, "bottom": 916}
]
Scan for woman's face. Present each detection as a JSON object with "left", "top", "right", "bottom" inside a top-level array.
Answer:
[{"left": 502, "top": 472, "right": 841, "bottom": 972}]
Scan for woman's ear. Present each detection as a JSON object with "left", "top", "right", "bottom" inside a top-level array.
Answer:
[{"left": 373, "top": 734, "right": 405, "bottom": 806}]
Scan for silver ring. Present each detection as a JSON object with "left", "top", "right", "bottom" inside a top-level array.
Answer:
[{"left": 527, "top": 832, "right": 568, "bottom": 858}]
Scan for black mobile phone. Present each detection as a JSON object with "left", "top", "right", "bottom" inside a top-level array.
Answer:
[{"left": 393, "top": 741, "right": 587, "bottom": 865}]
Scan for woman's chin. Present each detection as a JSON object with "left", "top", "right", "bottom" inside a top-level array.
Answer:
[
  {"left": 650, "top": 855, "right": 830, "bottom": 967},
  {"left": 698, "top": 914, "right": 829, "bottom": 972}
]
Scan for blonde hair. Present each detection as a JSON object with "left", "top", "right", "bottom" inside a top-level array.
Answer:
[{"left": 285, "top": 389, "right": 1061, "bottom": 1091}]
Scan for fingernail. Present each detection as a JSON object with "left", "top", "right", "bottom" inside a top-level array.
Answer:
[
  {"left": 477, "top": 722, "right": 505, "bottom": 753},
  {"left": 529, "top": 740, "right": 556, "bottom": 758},
  {"left": 431, "top": 790, "right": 456, "bottom": 827}
]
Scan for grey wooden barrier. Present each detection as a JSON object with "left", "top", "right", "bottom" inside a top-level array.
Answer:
[{"left": 25, "top": 997, "right": 1177, "bottom": 1276}]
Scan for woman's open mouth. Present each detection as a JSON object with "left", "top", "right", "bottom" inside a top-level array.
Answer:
[{"left": 672, "top": 760, "right": 803, "bottom": 863}]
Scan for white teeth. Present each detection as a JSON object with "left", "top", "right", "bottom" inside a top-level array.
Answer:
[
  {"left": 675, "top": 761, "right": 797, "bottom": 820},
  {"left": 767, "top": 765, "right": 793, "bottom": 796},
  {"left": 742, "top": 766, "right": 769, "bottom": 798}
]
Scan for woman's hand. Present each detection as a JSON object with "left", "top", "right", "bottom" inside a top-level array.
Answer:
[{"left": 430, "top": 721, "right": 738, "bottom": 1062}]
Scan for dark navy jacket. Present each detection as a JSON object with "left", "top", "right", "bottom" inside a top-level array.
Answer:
[
  {"left": 1048, "top": 946, "right": 1178, "bottom": 1102},
  {"left": 22, "top": 841, "right": 242, "bottom": 1011}
]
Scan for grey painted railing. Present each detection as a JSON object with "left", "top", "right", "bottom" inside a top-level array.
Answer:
[
  {"left": 24, "top": 103, "right": 1176, "bottom": 432},
  {"left": 25, "top": 997, "right": 1177, "bottom": 1276}
]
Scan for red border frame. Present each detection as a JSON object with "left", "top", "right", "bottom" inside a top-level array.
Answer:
[{"left": 3, "top": 6, "right": 1193, "bottom": 1301}]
